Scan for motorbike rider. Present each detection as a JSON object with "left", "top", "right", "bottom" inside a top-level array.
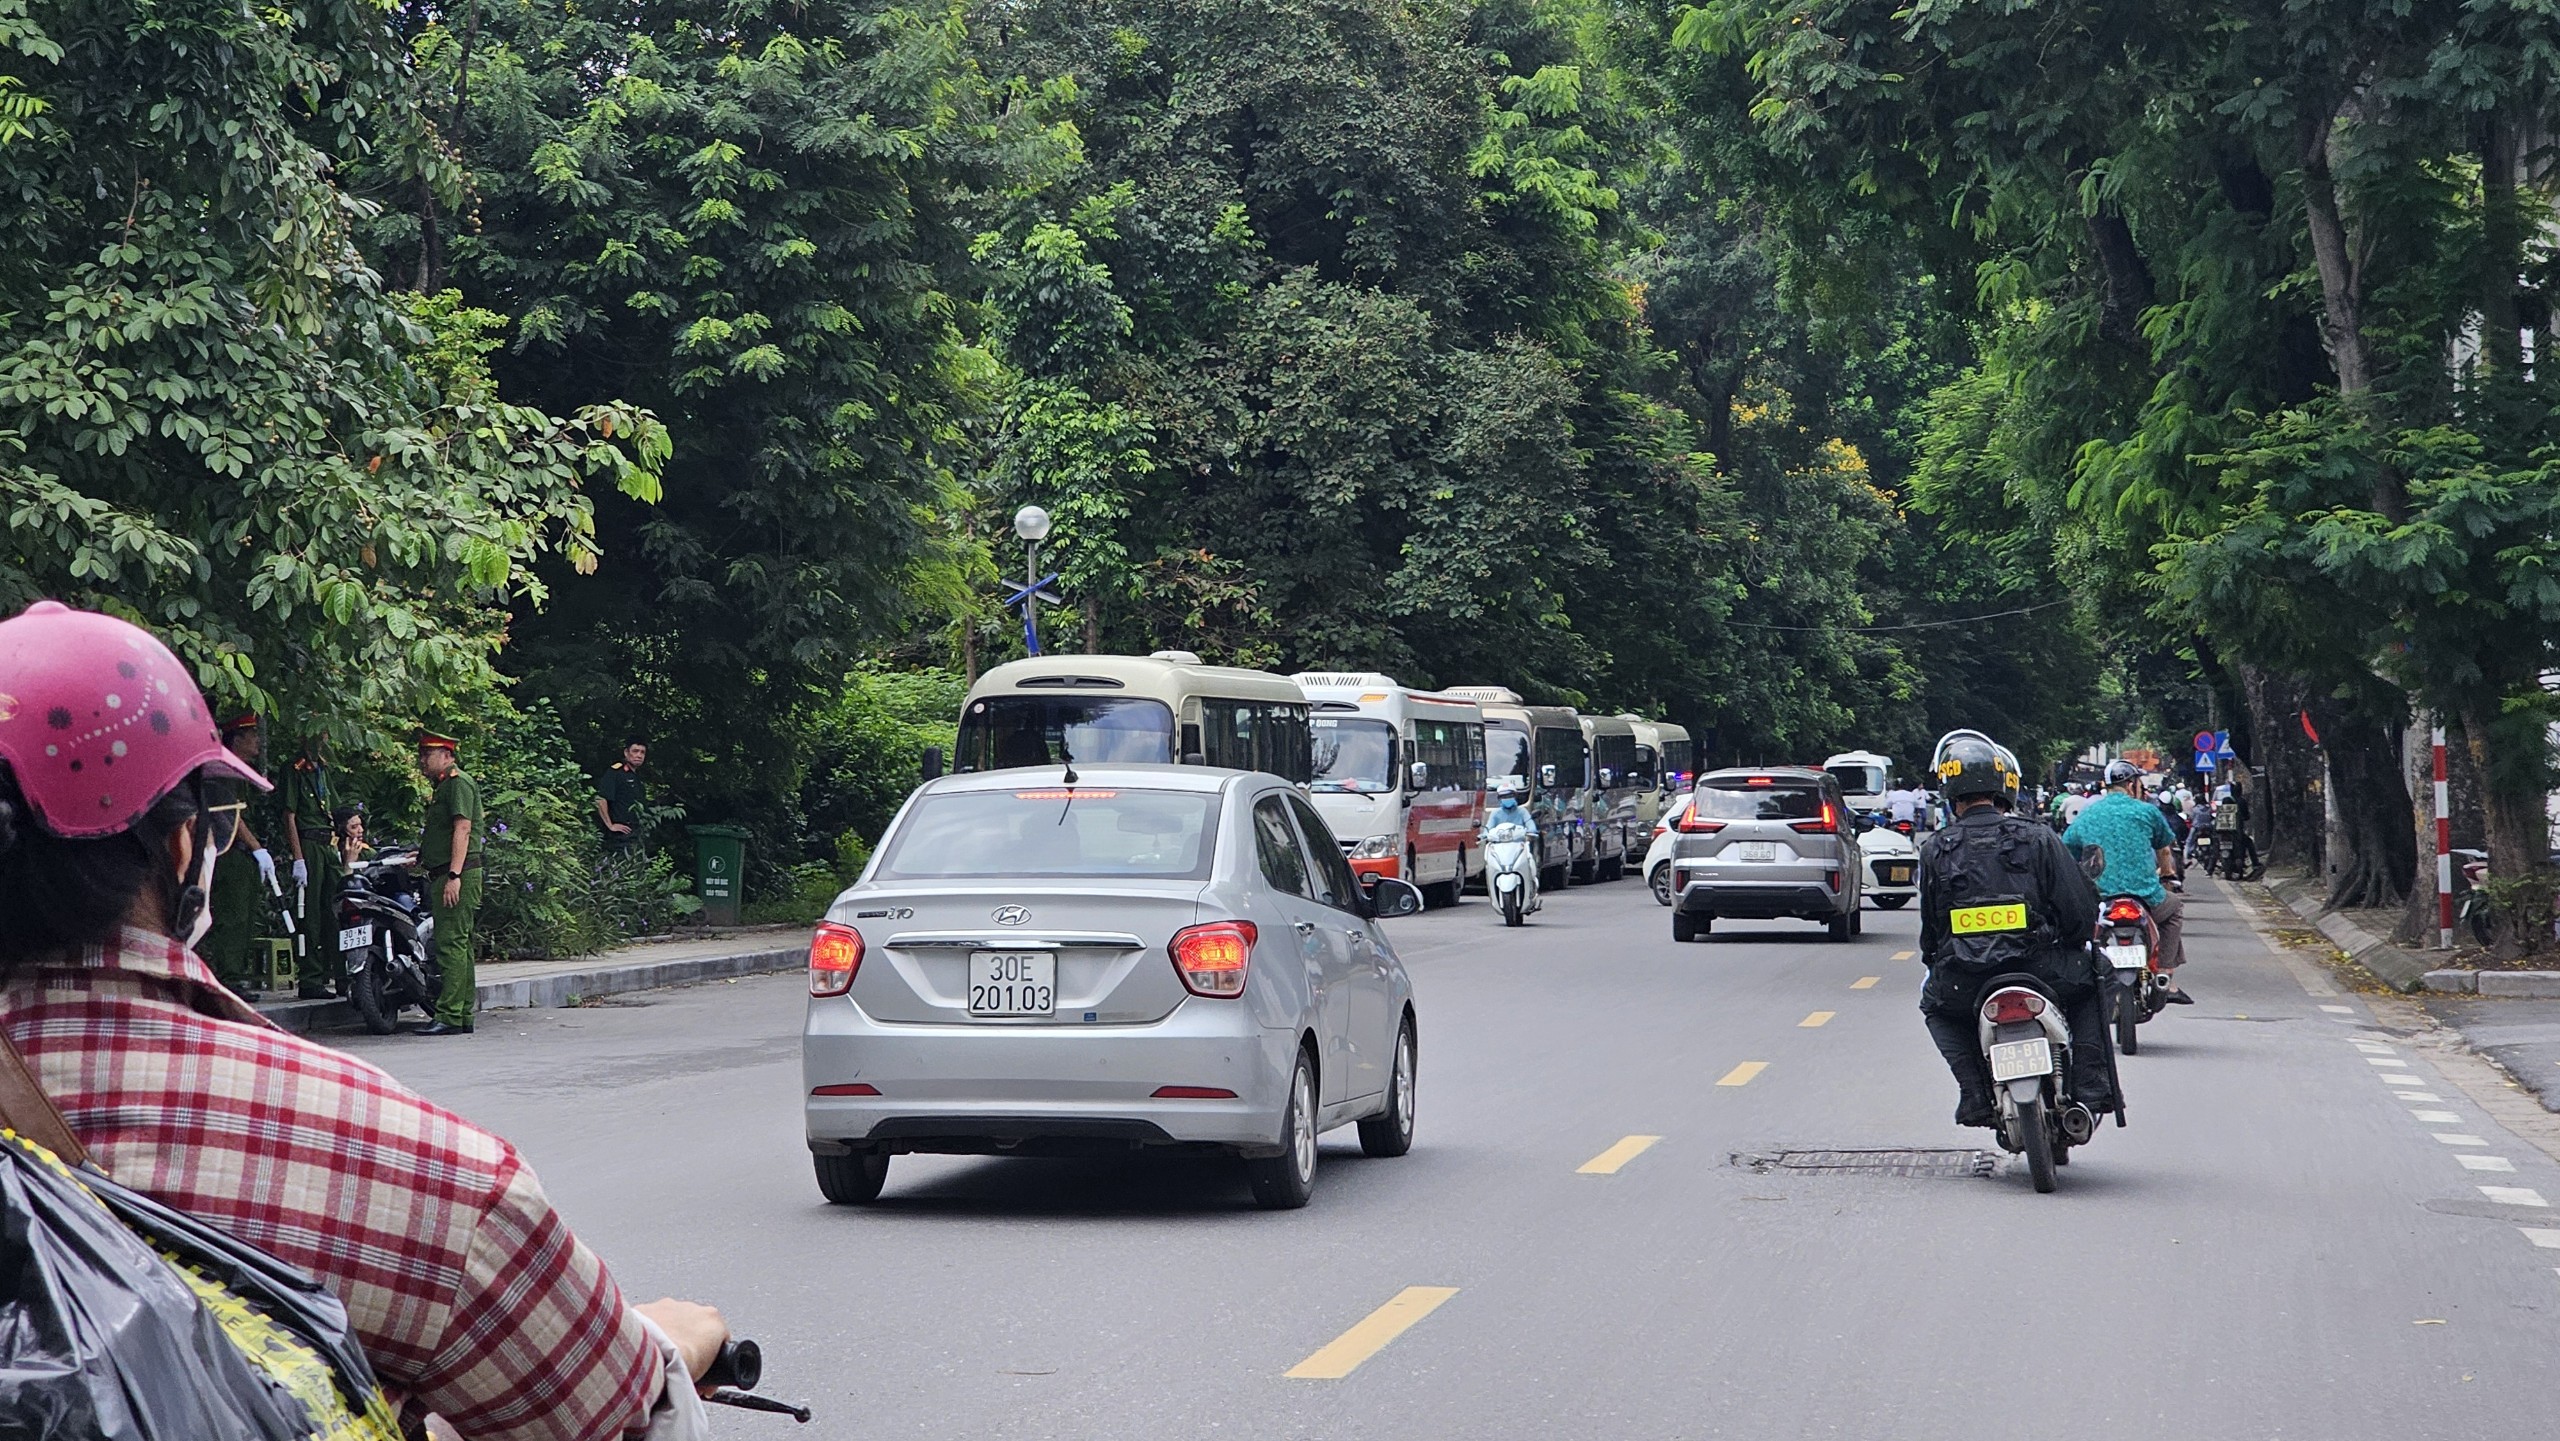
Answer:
[
  {"left": 1483, "top": 776, "right": 1538, "bottom": 841},
  {"left": 0, "top": 601, "right": 725, "bottom": 1440},
  {"left": 1916, "top": 729, "right": 2115, "bottom": 1129},
  {"left": 2066, "top": 759, "right": 2193, "bottom": 1003}
]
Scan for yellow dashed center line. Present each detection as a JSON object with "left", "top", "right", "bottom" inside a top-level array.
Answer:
[
  {"left": 1286, "top": 1286, "right": 1461, "bottom": 1379},
  {"left": 1799, "top": 1011, "right": 1835, "bottom": 1028},
  {"left": 1851, "top": 976, "right": 1881, "bottom": 990},
  {"left": 1891, "top": 950, "right": 1916, "bottom": 961},
  {"left": 1716, "top": 1061, "right": 1768, "bottom": 1087},
  {"left": 1578, "top": 1135, "right": 1662, "bottom": 1174}
]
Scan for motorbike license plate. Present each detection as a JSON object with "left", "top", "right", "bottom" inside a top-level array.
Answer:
[
  {"left": 2104, "top": 941, "right": 2149, "bottom": 971},
  {"left": 337, "top": 923, "right": 374, "bottom": 953},
  {"left": 1989, "top": 1037, "right": 2053, "bottom": 1083},
  {"left": 1736, "top": 842, "right": 1778, "bottom": 864},
  {"left": 969, "top": 952, "right": 1056, "bottom": 1017}
]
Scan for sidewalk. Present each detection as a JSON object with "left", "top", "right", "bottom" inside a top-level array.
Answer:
[{"left": 254, "top": 925, "right": 813, "bottom": 1034}]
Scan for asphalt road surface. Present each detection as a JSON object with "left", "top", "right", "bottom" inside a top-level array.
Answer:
[{"left": 343, "top": 878, "right": 2560, "bottom": 1440}]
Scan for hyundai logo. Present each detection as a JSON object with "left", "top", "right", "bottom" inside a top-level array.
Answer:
[{"left": 992, "top": 905, "right": 1032, "bottom": 927}]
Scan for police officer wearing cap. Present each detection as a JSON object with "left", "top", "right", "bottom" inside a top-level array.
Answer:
[
  {"left": 202, "top": 714, "right": 288, "bottom": 998},
  {"left": 417, "top": 730, "right": 482, "bottom": 1036},
  {"left": 1916, "top": 728, "right": 2114, "bottom": 1130}
]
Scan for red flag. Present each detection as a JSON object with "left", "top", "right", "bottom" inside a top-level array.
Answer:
[{"left": 2299, "top": 710, "right": 2321, "bottom": 745}]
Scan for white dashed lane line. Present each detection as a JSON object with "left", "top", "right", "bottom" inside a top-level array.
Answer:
[
  {"left": 2523, "top": 1228, "right": 2560, "bottom": 1249},
  {"left": 2431, "top": 1133, "right": 2488, "bottom": 1146},
  {"left": 2482, "top": 1186, "right": 2548, "bottom": 1207},
  {"left": 2321, "top": 1004, "right": 2357, "bottom": 1015},
  {"left": 2459, "top": 1155, "right": 2520, "bottom": 1173},
  {"left": 2410, "top": 1109, "right": 2462, "bottom": 1123}
]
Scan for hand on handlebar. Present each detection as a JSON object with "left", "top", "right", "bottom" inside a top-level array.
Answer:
[{"left": 634, "top": 1297, "right": 729, "bottom": 1393}]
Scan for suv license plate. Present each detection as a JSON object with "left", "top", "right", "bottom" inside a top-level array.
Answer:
[
  {"left": 1736, "top": 842, "right": 1777, "bottom": 864},
  {"left": 2104, "top": 942, "right": 2148, "bottom": 970},
  {"left": 1989, "top": 1037, "right": 2053, "bottom": 1083},
  {"left": 338, "top": 923, "right": 374, "bottom": 953},
  {"left": 969, "top": 952, "right": 1056, "bottom": 1017}
]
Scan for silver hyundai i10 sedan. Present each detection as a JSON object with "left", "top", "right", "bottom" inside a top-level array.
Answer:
[{"left": 802, "top": 764, "right": 1423, "bottom": 1210}]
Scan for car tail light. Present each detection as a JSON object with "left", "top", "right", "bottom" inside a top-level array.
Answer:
[
  {"left": 1981, "top": 990, "right": 2047, "bottom": 1025},
  {"left": 1790, "top": 802, "right": 1839, "bottom": 835},
  {"left": 809, "top": 921, "right": 863, "bottom": 997},
  {"left": 2104, "top": 898, "right": 2147, "bottom": 923},
  {"left": 1678, "top": 813, "right": 1726, "bottom": 833},
  {"left": 1152, "top": 1085, "right": 1238, "bottom": 1099},
  {"left": 1170, "top": 920, "right": 1255, "bottom": 997},
  {"left": 810, "top": 1082, "right": 879, "bottom": 1096}
]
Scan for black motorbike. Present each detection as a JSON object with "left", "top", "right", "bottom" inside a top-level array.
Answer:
[{"left": 335, "top": 847, "right": 441, "bottom": 1035}]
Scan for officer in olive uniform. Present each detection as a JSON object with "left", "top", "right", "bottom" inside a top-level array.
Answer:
[
  {"left": 286, "top": 749, "right": 344, "bottom": 998},
  {"left": 417, "top": 730, "right": 483, "bottom": 1036},
  {"left": 202, "top": 715, "right": 285, "bottom": 998}
]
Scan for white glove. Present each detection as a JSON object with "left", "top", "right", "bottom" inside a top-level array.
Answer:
[
  {"left": 290, "top": 857, "right": 308, "bottom": 887},
  {"left": 252, "top": 848, "right": 277, "bottom": 887}
]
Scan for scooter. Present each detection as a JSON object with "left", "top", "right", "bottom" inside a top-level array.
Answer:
[
  {"left": 1483, "top": 821, "right": 1542, "bottom": 928},
  {"left": 335, "top": 846, "right": 443, "bottom": 1035},
  {"left": 2094, "top": 894, "right": 2166, "bottom": 1055},
  {"left": 1976, "top": 975, "right": 2111, "bottom": 1193}
]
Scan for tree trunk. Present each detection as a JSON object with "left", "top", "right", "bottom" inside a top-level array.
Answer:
[
  {"left": 2298, "top": 97, "right": 2407, "bottom": 520},
  {"left": 2461, "top": 698, "right": 2555, "bottom": 954},
  {"left": 960, "top": 618, "right": 979, "bottom": 685},
  {"left": 2309, "top": 695, "right": 2412, "bottom": 910},
  {"left": 2239, "top": 665, "right": 2319, "bottom": 869},
  {"left": 1083, "top": 596, "right": 1100, "bottom": 654},
  {"left": 2478, "top": 108, "right": 2523, "bottom": 376}
]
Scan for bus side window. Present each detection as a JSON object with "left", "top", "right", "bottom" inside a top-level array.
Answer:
[{"left": 1199, "top": 699, "right": 1247, "bottom": 770}]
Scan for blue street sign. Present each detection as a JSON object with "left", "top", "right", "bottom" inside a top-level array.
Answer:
[{"left": 2214, "top": 729, "right": 2236, "bottom": 761}]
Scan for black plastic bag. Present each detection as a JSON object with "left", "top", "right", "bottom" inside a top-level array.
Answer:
[{"left": 0, "top": 1129, "right": 401, "bottom": 1439}]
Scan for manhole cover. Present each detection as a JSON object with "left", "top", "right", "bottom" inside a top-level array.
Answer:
[{"left": 1732, "top": 1149, "right": 1996, "bottom": 1178}]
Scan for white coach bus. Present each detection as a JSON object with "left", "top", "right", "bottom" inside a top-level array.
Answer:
[
  {"left": 1292, "top": 673, "right": 1488, "bottom": 908},
  {"left": 956, "top": 651, "right": 1313, "bottom": 783}
]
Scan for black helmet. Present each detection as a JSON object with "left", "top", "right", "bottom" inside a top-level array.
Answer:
[
  {"left": 2105, "top": 758, "right": 2144, "bottom": 788},
  {"left": 1932, "top": 729, "right": 2018, "bottom": 803}
]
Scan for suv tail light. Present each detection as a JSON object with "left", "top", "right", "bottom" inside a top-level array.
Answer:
[
  {"left": 1789, "top": 802, "right": 1839, "bottom": 835},
  {"left": 1980, "top": 989, "right": 2047, "bottom": 1025},
  {"left": 1678, "top": 813, "right": 1726, "bottom": 834},
  {"left": 1170, "top": 920, "right": 1255, "bottom": 997},
  {"left": 2103, "top": 898, "right": 2147, "bottom": 924},
  {"left": 809, "top": 922, "right": 863, "bottom": 997}
]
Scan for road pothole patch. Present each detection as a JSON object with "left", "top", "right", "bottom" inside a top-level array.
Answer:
[{"left": 1732, "top": 1148, "right": 1997, "bottom": 1179}]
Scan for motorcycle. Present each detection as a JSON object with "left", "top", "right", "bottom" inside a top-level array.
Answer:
[
  {"left": 1976, "top": 975, "right": 2108, "bottom": 1193},
  {"left": 703, "top": 1338, "right": 811, "bottom": 1424},
  {"left": 2094, "top": 894, "right": 2166, "bottom": 1055},
  {"left": 335, "top": 846, "right": 442, "bottom": 1035},
  {"left": 1483, "top": 821, "right": 1542, "bottom": 928}
]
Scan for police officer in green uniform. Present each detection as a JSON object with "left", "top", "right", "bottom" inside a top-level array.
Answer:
[
  {"left": 287, "top": 749, "right": 345, "bottom": 999},
  {"left": 202, "top": 715, "right": 284, "bottom": 998},
  {"left": 417, "top": 730, "right": 482, "bottom": 1036}
]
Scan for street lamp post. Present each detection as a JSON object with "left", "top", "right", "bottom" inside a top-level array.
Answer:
[{"left": 1008, "top": 505, "right": 1062, "bottom": 657}]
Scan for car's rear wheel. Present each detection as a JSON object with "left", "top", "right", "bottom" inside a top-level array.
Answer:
[
  {"left": 1874, "top": 895, "right": 1910, "bottom": 910},
  {"left": 1358, "top": 1019, "right": 1416, "bottom": 1158},
  {"left": 1649, "top": 863, "right": 1673, "bottom": 906},
  {"left": 1248, "top": 1050, "right": 1319, "bottom": 1210},
  {"left": 814, "top": 1151, "right": 891, "bottom": 1205},
  {"left": 1826, "top": 909, "right": 1853, "bottom": 941},
  {"left": 1672, "top": 911, "right": 1708, "bottom": 943}
]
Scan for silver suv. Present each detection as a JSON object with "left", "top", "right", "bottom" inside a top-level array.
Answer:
[{"left": 1668, "top": 767, "right": 1865, "bottom": 942}]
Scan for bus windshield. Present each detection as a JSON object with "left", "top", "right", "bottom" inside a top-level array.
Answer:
[
  {"left": 1485, "top": 724, "right": 1531, "bottom": 783},
  {"left": 957, "top": 696, "right": 1176, "bottom": 771},
  {"left": 1310, "top": 717, "right": 1397, "bottom": 794},
  {"left": 1825, "top": 764, "right": 1887, "bottom": 799}
]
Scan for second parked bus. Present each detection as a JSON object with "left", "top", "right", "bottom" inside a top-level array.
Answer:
[{"left": 1293, "top": 673, "right": 1488, "bottom": 908}]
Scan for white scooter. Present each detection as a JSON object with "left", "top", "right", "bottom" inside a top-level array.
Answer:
[{"left": 1484, "top": 819, "right": 1542, "bottom": 927}]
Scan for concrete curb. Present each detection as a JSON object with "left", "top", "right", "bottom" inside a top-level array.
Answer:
[
  {"left": 256, "top": 943, "right": 807, "bottom": 1035},
  {"left": 2262, "top": 873, "right": 2440, "bottom": 992}
]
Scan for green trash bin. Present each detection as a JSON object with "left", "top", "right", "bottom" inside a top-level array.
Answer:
[{"left": 690, "top": 824, "right": 750, "bottom": 927}]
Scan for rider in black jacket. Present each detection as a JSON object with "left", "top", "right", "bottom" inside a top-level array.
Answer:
[{"left": 1916, "top": 730, "right": 2112, "bottom": 1130}]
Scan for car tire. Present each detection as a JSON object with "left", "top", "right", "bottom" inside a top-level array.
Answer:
[
  {"left": 1826, "top": 909, "right": 1852, "bottom": 942},
  {"left": 1874, "top": 895, "right": 1910, "bottom": 910},
  {"left": 1248, "top": 1050, "right": 1319, "bottom": 1210},
  {"left": 1649, "top": 863, "right": 1673, "bottom": 907},
  {"left": 1357, "top": 1018, "right": 1417, "bottom": 1158},
  {"left": 814, "top": 1151, "right": 891, "bottom": 1205},
  {"left": 1672, "top": 911, "right": 1707, "bottom": 943},
  {"left": 1850, "top": 907, "right": 1864, "bottom": 937}
]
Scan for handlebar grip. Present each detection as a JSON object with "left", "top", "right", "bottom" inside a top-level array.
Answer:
[{"left": 698, "top": 1338, "right": 761, "bottom": 1391}]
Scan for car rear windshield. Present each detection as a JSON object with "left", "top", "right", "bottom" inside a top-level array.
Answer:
[
  {"left": 873, "top": 788, "right": 1219, "bottom": 880},
  {"left": 1695, "top": 782, "right": 1825, "bottom": 821}
]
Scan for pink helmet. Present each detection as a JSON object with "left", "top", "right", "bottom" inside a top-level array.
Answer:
[{"left": 0, "top": 601, "right": 269, "bottom": 839}]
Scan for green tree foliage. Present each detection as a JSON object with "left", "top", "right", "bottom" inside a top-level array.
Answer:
[{"left": 0, "top": 0, "right": 667, "bottom": 743}]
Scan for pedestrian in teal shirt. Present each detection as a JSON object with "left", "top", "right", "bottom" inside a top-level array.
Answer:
[{"left": 2064, "top": 760, "right": 2192, "bottom": 1001}]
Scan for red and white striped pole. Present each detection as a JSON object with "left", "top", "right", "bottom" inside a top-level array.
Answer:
[{"left": 2433, "top": 725, "right": 2453, "bottom": 949}]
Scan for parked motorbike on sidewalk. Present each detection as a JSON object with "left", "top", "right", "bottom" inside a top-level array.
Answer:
[
  {"left": 2094, "top": 895, "right": 2166, "bottom": 1055},
  {"left": 1483, "top": 821, "right": 1542, "bottom": 928},
  {"left": 335, "top": 846, "right": 443, "bottom": 1035},
  {"left": 1976, "top": 976, "right": 2103, "bottom": 1193}
]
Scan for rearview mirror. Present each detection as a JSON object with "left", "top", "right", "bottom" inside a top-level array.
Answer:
[
  {"left": 919, "top": 745, "right": 945, "bottom": 781},
  {"left": 1362, "top": 876, "right": 1424, "bottom": 920},
  {"left": 1409, "top": 760, "right": 1430, "bottom": 790}
]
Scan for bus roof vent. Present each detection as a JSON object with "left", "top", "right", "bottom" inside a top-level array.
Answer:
[
  {"left": 1017, "top": 675, "right": 1126, "bottom": 688},
  {"left": 1293, "top": 671, "right": 1401, "bottom": 690},
  {"left": 1148, "top": 649, "right": 1204, "bottom": 665},
  {"left": 1444, "top": 685, "right": 1524, "bottom": 704}
]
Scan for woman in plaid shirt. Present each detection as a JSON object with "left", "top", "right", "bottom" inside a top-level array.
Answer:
[{"left": 0, "top": 601, "right": 726, "bottom": 1440}]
